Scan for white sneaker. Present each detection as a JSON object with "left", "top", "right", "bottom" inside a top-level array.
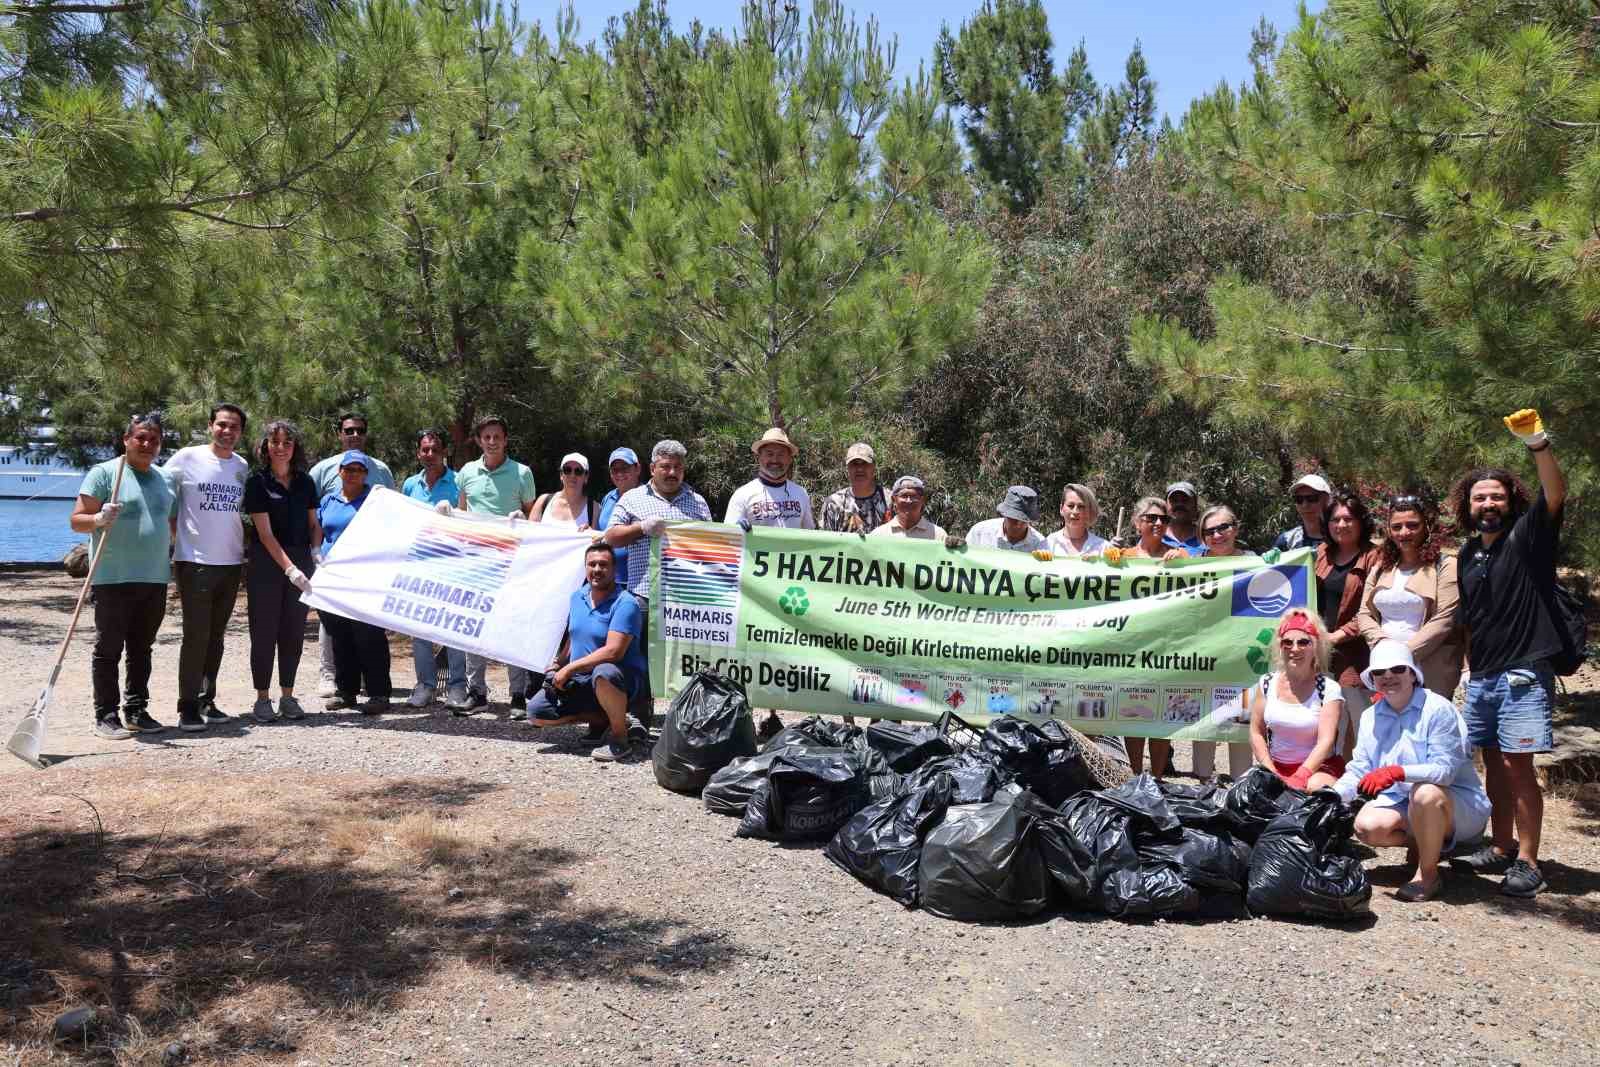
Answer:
[
  {"left": 317, "top": 673, "right": 337, "bottom": 698},
  {"left": 407, "top": 683, "right": 436, "bottom": 708}
]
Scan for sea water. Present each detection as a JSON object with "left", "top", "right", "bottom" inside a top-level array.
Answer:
[{"left": 0, "top": 499, "right": 86, "bottom": 563}]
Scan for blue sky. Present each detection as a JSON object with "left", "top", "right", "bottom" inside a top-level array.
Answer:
[{"left": 536, "top": 1, "right": 1325, "bottom": 123}]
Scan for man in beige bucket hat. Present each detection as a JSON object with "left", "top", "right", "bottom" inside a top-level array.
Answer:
[{"left": 724, "top": 427, "right": 815, "bottom": 531}]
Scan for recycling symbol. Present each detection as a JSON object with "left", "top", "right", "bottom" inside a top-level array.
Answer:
[
  {"left": 778, "top": 586, "right": 810, "bottom": 617},
  {"left": 1245, "top": 627, "right": 1274, "bottom": 674}
]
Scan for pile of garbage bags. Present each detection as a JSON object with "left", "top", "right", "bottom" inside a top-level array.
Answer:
[{"left": 657, "top": 676, "right": 1371, "bottom": 924}]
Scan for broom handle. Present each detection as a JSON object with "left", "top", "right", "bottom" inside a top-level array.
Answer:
[{"left": 40, "top": 455, "right": 128, "bottom": 689}]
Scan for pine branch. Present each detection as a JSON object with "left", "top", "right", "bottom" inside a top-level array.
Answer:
[
  {"left": 1, "top": 2, "right": 145, "bottom": 14},
  {"left": 1264, "top": 325, "right": 1408, "bottom": 354}
]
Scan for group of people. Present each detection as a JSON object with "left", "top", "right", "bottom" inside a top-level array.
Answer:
[{"left": 75, "top": 405, "right": 1570, "bottom": 896}]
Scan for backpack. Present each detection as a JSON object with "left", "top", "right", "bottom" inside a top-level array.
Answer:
[{"left": 1548, "top": 582, "right": 1594, "bottom": 676}]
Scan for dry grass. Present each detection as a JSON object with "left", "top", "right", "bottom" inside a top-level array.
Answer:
[{"left": 0, "top": 770, "right": 734, "bottom": 1065}]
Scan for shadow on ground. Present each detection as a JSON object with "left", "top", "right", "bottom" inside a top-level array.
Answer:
[{"left": 0, "top": 775, "right": 737, "bottom": 1060}]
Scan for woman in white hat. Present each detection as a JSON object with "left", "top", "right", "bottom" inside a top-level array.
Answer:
[
  {"left": 1333, "top": 639, "right": 1491, "bottom": 902},
  {"left": 530, "top": 453, "right": 601, "bottom": 530}
]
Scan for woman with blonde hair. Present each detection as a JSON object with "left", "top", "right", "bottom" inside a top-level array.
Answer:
[
  {"left": 1116, "top": 495, "right": 1173, "bottom": 776},
  {"left": 1246, "top": 609, "right": 1347, "bottom": 791},
  {"left": 1043, "top": 483, "right": 1109, "bottom": 557},
  {"left": 1188, "top": 504, "right": 1255, "bottom": 778}
]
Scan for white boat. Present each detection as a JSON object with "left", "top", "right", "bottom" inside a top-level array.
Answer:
[{"left": 0, "top": 445, "right": 93, "bottom": 500}]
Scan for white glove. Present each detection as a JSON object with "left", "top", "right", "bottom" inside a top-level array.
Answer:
[
  {"left": 506, "top": 508, "right": 525, "bottom": 522},
  {"left": 312, "top": 549, "right": 324, "bottom": 566},
  {"left": 640, "top": 515, "right": 666, "bottom": 537},
  {"left": 285, "top": 566, "right": 312, "bottom": 593},
  {"left": 434, "top": 501, "right": 452, "bottom": 516},
  {"left": 92, "top": 502, "right": 122, "bottom": 528}
]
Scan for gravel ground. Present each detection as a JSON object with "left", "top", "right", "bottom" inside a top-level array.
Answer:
[{"left": 2, "top": 570, "right": 1599, "bottom": 1066}]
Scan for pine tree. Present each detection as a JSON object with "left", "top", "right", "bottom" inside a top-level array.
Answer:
[{"left": 531, "top": 0, "right": 991, "bottom": 435}]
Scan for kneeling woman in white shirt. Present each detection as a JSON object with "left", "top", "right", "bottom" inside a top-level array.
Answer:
[{"left": 1333, "top": 639, "right": 1490, "bottom": 903}]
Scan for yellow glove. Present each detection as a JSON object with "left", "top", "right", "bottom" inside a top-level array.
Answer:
[
  {"left": 1031, "top": 549, "right": 1053, "bottom": 562},
  {"left": 1102, "top": 546, "right": 1126, "bottom": 566},
  {"left": 1503, "top": 408, "right": 1547, "bottom": 447}
]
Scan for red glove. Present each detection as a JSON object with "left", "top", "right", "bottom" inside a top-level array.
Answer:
[
  {"left": 1284, "top": 768, "right": 1313, "bottom": 791},
  {"left": 1358, "top": 765, "right": 1406, "bottom": 796}
]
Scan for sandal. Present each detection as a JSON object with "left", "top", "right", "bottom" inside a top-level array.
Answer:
[{"left": 1395, "top": 873, "right": 1446, "bottom": 903}]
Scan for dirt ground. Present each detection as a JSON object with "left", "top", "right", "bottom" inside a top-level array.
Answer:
[{"left": 2, "top": 569, "right": 1599, "bottom": 1066}]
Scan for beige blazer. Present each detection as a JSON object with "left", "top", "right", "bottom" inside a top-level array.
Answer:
[{"left": 1356, "top": 555, "right": 1464, "bottom": 698}]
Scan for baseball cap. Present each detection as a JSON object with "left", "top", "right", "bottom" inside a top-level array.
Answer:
[
  {"left": 560, "top": 452, "right": 589, "bottom": 472},
  {"left": 1165, "top": 480, "right": 1197, "bottom": 500},
  {"left": 845, "top": 442, "right": 875, "bottom": 464},
  {"left": 1292, "top": 473, "right": 1332, "bottom": 495},
  {"left": 339, "top": 449, "right": 370, "bottom": 470},
  {"left": 608, "top": 446, "right": 639, "bottom": 467},
  {"left": 997, "top": 485, "right": 1040, "bottom": 523}
]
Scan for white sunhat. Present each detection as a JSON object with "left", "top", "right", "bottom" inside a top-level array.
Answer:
[
  {"left": 1360, "top": 638, "right": 1425, "bottom": 689},
  {"left": 1291, "top": 472, "right": 1332, "bottom": 495}
]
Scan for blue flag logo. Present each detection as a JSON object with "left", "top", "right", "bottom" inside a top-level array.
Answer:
[{"left": 1230, "top": 565, "right": 1307, "bottom": 618}]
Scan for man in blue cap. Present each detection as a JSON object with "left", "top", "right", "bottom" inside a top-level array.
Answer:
[{"left": 597, "top": 445, "right": 642, "bottom": 588}]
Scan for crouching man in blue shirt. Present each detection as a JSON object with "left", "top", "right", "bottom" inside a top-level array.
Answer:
[
  {"left": 1333, "top": 639, "right": 1492, "bottom": 904},
  {"left": 528, "top": 542, "right": 648, "bottom": 762}
]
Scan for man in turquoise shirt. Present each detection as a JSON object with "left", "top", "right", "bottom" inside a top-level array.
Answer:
[
  {"left": 70, "top": 412, "right": 176, "bottom": 739},
  {"left": 451, "top": 413, "right": 536, "bottom": 714},
  {"left": 401, "top": 428, "right": 467, "bottom": 709}
]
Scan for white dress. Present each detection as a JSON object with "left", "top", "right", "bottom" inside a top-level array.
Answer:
[{"left": 1374, "top": 567, "right": 1426, "bottom": 641}]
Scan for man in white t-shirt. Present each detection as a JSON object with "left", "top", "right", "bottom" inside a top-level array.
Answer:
[
  {"left": 163, "top": 403, "right": 250, "bottom": 732},
  {"left": 724, "top": 428, "right": 815, "bottom": 532},
  {"left": 965, "top": 486, "right": 1047, "bottom": 552}
]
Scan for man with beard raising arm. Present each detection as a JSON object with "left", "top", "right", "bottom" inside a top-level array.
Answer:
[{"left": 1449, "top": 409, "right": 1567, "bottom": 898}]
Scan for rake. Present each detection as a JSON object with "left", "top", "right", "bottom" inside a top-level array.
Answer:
[{"left": 8, "top": 455, "right": 126, "bottom": 769}]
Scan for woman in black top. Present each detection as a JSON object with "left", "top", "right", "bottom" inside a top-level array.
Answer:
[{"left": 243, "top": 420, "right": 322, "bottom": 723}]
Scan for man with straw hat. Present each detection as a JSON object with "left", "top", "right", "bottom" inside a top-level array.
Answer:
[
  {"left": 725, "top": 427, "right": 814, "bottom": 531},
  {"left": 69, "top": 412, "right": 177, "bottom": 740}
]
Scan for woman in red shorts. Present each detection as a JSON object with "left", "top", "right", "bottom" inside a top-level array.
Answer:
[{"left": 1245, "top": 609, "right": 1347, "bottom": 790}]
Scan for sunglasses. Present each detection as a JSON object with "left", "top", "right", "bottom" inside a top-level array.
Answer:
[
  {"left": 561, "top": 466, "right": 585, "bottom": 475},
  {"left": 1202, "top": 522, "right": 1236, "bottom": 538},
  {"left": 1390, "top": 494, "right": 1423, "bottom": 508},
  {"left": 1139, "top": 513, "right": 1169, "bottom": 524},
  {"left": 1370, "top": 665, "right": 1411, "bottom": 678},
  {"left": 340, "top": 426, "right": 366, "bottom": 436},
  {"left": 1279, "top": 637, "right": 1313, "bottom": 649},
  {"left": 1292, "top": 494, "right": 1323, "bottom": 505}
]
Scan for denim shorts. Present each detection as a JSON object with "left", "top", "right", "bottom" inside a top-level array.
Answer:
[{"left": 1463, "top": 662, "right": 1554, "bottom": 753}]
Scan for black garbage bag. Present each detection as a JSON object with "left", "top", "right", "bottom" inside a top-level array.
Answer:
[
  {"left": 735, "top": 750, "right": 874, "bottom": 842},
  {"left": 903, "top": 750, "right": 1011, "bottom": 805},
  {"left": 978, "top": 715, "right": 1098, "bottom": 807},
  {"left": 1246, "top": 789, "right": 1371, "bottom": 920},
  {"left": 917, "top": 789, "right": 1055, "bottom": 922},
  {"left": 1038, "top": 775, "right": 1208, "bottom": 919},
  {"left": 1138, "top": 828, "right": 1253, "bottom": 895},
  {"left": 1157, "top": 780, "right": 1236, "bottom": 835},
  {"left": 703, "top": 744, "right": 840, "bottom": 817},
  {"left": 653, "top": 670, "right": 758, "bottom": 794},
  {"left": 824, "top": 773, "right": 955, "bottom": 906},
  {"left": 761, "top": 716, "right": 863, "bottom": 753},
  {"left": 866, "top": 721, "right": 956, "bottom": 773},
  {"left": 1223, "top": 765, "right": 1307, "bottom": 844}
]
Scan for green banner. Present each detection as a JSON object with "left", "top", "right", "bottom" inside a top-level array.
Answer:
[{"left": 648, "top": 525, "right": 1317, "bottom": 741}]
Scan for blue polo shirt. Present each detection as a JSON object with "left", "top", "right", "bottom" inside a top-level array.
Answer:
[
  {"left": 1161, "top": 531, "right": 1204, "bottom": 557},
  {"left": 569, "top": 584, "right": 647, "bottom": 685},
  {"left": 402, "top": 467, "right": 459, "bottom": 508},
  {"left": 318, "top": 488, "right": 370, "bottom": 549},
  {"left": 598, "top": 487, "right": 629, "bottom": 587}
]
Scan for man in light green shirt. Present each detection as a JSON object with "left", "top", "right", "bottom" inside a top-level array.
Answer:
[
  {"left": 450, "top": 414, "right": 536, "bottom": 714},
  {"left": 70, "top": 413, "right": 176, "bottom": 739}
]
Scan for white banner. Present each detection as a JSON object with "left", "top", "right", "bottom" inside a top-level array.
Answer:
[{"left": 302, "top": 487, "right": 590, "bottom": 670}]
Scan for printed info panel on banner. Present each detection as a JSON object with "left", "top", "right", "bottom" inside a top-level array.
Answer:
[
  {"left": 649, "top": 524, "right": 1315, "bottom": 741},
  {"left": 303, "top": 487, "right": 590, "bottom": 672}
]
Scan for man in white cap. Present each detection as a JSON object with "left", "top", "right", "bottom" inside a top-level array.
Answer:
[
  {"left": 966, "top": 486, "right": 1046, "bottom": 552},
  {"left": 870, "top": 476, "right": 947, "bottom": 540},
  {"left": 597, "top": 446, "right": 643, "bottom": 586},
  {"left": 725, "top": 428, "right": 814, "bottom": 530},
  {"left": 1272, "top": 473, "right": 1332, "bottom": 553},
  {"left": 1333, "top": 639, "right": 1491, "bottom": 903},
  {"left": 818, "top": 442, "right": 891, "bottom": 533},
  {"left": 1161, "top": 481, "right": 1204, "bottom": 556}
]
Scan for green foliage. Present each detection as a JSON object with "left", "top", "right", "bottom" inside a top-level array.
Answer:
[
  {"left": 1160, "top": 0, "right": 1600, "bottom": 551},
  {"left": 528, "top": 0, "right": 991, "bottom": 439}
]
